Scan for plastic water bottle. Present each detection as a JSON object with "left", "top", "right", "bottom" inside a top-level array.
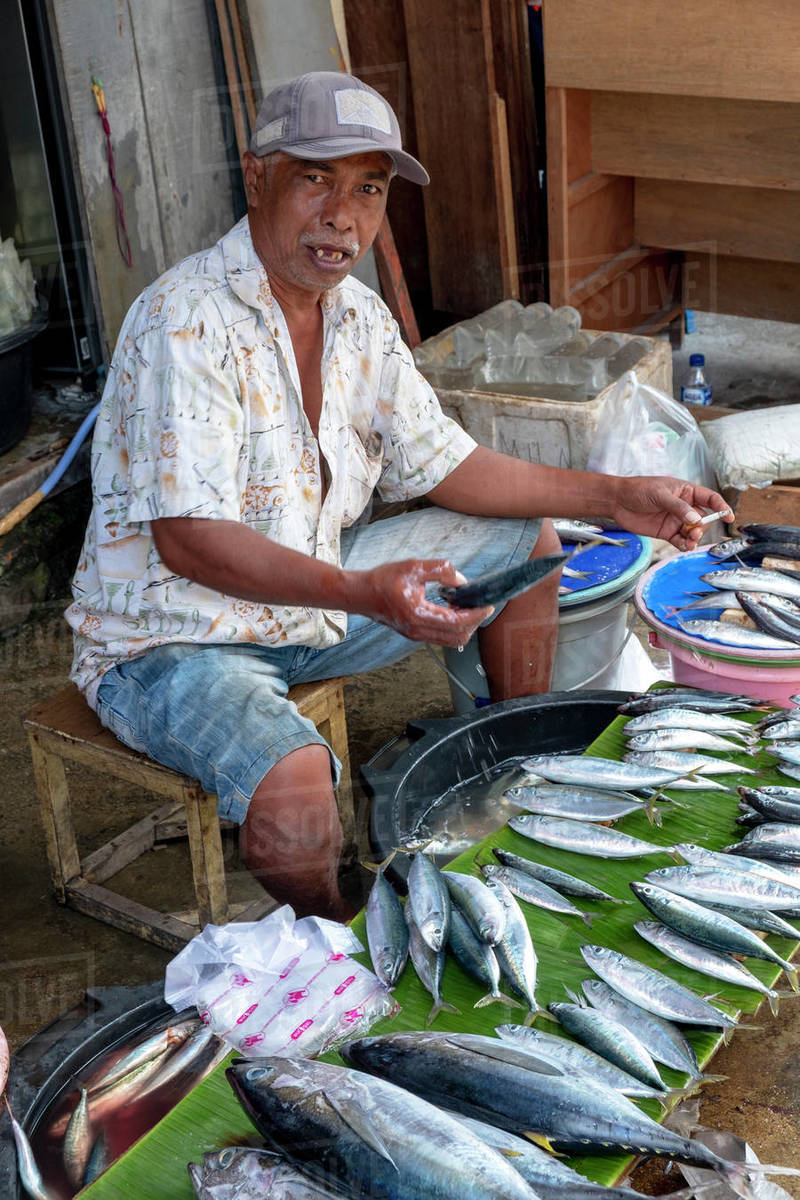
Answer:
[{"left": 681, "top": 353, "right": 712, "bottom": 406}]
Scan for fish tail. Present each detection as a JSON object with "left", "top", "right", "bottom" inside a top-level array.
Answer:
[
  {"left": 768, "top": 991, "right": 781, "bottom": 1017},
  {"left": 782, "top": 963, "right": 799, "bottom": 992},
  {"left": 360, "top": 848, "right": 399, "bottom": 874},
  {"left": 581, "top": 911, "right": 596, "bottom": 927},
  {"left": 668, "top": 1077, "right": 704, "bottom": 1104},
  {"left": 474, "top": 992, "right": 524, "bottom": 1011},
  {"left": 425, "top": 999, "right": 460, "bottom": 1028},
  {"left": 698, "top": 1072, "right": 728, "bottom": 1085},
  {"left": 724, "top": 1161, "right": 800, "bottom": 1198}
]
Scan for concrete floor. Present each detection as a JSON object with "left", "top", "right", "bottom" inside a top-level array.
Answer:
[{"left": 672, "top": 311, "right": 800, "bottom": 409}]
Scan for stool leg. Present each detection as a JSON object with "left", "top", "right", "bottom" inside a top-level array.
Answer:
[
  {"left": 28, "top": 735, "right": 81, "bottom": 902},
  {"left": 182, "top": 783, "right": 229, "bottom": 926},
  {"left": 319, "top": 690, "right": 355, "bottom": 855}
]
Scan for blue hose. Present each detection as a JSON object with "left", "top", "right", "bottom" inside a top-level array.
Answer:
[{"left": 40, "top": 401, "right": 101, "bottom": 497}]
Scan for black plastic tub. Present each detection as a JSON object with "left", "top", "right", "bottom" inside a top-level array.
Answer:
[
  {"left": 363, "top": 689, "right": 630, "bottom": 888},
  {"left": 0, "top": 314, "right": 47, "bottom": 455}
]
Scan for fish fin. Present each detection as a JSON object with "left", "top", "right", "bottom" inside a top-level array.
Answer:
[
  {"left": 563, "top": 985, "right": 583, "bottom": 1005},
  {"left": 783, "top": 964, "right": 799, "bottom": 992},
  {"left": 323, "top": 1092, "right": 398, "bottom": 1170},
  {"left": 425, "top": 1000, "right": 460, "bottom": 1028},
  {"left": 667, "top": 846, "right": 683, "bottom": 864},
  {"left": 580, "top": 911, "right": 596, "bottom": 927},
  {"left": 361, "top": 849, "right": 399, "bottom": 875},
  {"left": 474, "top": 992, "right": 524, "bottom": 1011},
  {"left": 522, "top": 1132, "right": 558, "bottom": 1153},
  {"left": 699, "top": 1073, "right": 728, "bottom": 1085},
  {"left": 648, "top": 806, "right": 662, "bottom": 828}
]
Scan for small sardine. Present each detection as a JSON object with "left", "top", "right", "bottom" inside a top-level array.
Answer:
[
  {"left": 520, "top": 753, "right": 685, "bottom": 791},
  {"left": 482, "top": 862, "right": 596, "bottom": 924},
  {"left": 491, "top": 847, "right": 622, "bottom": 903},
  {"left": 707, "top": 536, "right": 754, "bottom": 560},
  {"left": 6, "top": 1100, "right": 56, "bottom": 1200},
  {"left": 407, "top": 851, "right": 451, "bottom": 952},
  {"left": 85, "top": 1017, "right": 200, "bottom": 1095},
  {"left": 552, "top": 519, "right": 629, "bottom": 546},
  {"left": 444, "top": 871, "right": 506, "bottom": 944},
  {"left": 509, "top": 814, "right": 676, "bottom": 860},
  {"left": 405, "top": 905, "right": 459, "bottom": 1027},
  {"left": 63, "top": 1086, "right": 93, "bottom": 1190},
  {"left": 135, "top": 1025, "right": 219, "bottom": 1103}
]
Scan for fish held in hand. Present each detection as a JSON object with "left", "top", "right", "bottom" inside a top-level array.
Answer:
[{"left": 439, "top": 552, "right": 566, "bottom": 609}]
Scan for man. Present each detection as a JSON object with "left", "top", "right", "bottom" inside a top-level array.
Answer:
[{"left": 67, "top": 72, "right": 729, "bottom": 921}]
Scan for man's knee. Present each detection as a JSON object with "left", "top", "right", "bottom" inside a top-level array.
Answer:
[{"left": 242, "top": 744, "right": 341, "bottom": 859}]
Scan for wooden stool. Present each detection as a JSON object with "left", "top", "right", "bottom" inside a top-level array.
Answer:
[{"left": 23, "top": 680, "right": 352, "bottom": 952}]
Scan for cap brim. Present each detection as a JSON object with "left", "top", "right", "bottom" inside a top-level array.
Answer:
[{"left": 278, "top": 137, "right": 429, "bottom": 185}]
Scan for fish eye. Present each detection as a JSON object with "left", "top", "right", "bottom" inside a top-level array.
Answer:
[
  {"left": 219, "top": 1149, "right": 235, "bottom": 1167},
  {"left": 246, "top": 1067, "right": 269, "bottom": 1082}
]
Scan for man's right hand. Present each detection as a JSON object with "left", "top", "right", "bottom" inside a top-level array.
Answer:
[{"left": 350, "top": 558, "right": 493, "bottom": 648}]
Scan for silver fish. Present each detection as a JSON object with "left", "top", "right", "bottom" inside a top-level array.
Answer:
[
  {"left": 444, "top": 871, "right": 506, "bottom": 944},
  {"left": 520, "top": 754, "right": 685, "bottom": 790},
  {"left": 634, "top": 920, "right": 786, "bottom": 1017},
  {"left": 701, "top": 566, "right": 800, "bottom": 601},
  {"left": 482, "top": 874, "right": 545, "bottom": 1021},
  {"left": 407, "top": 851, "right": 451, "bottom": 952},
  {"left": 704, "top": 901, "right": 800, "bottom": 940},
  {"left": 644, "top": 863, "right": 800, "bottom": 910},
  {"left": 759, "top": 718, "right": 800, "bottom": 741},
  {"left": 708, "top": 537, "right": 754, "bottom": 559},
  {"left": 227, "top": 1054, "right": 541, "bottom": 1200},
  {"left": 482, "top": 862, "right": 596, "bottom": 925},
  {"left": 63, "top": 1086, "right": 93, "bottom": 1189},
  {"left": 491, "top": 847, "right": 622, "bottom": 903},
  {"left": 777, "top": 762, "right": 800, "bottom": 783},
  {"left": 86, "top": 1017, "right": 200, "bottom": 1095},
  {"left": 135, "top": 1025, "right": 220, "bottom": 1103},
  {"left": 547, "top": 1000, "right": 666, "bottom": 1092},
  {"left": 509, "top": 814, "right": 676, "bottom": 860},
  {"left": 623, "top": 748, "right": 756, "bottom": 778},
  {"left": 188, "top": 1146, "right": 336, "bottom": 1198},
  {"left": 504, "top": 783, "right": 649, "bottom": 823},
  {"left": 625, "top": 728, "right": 755, "bottom": 755},
  {"left": 580, "top": 977, "right": 702, "bottom": 1078},
  {"left": 83, "top": 1132, "right": 112, "bottom": 1187},
  {"left": 446, "top": 906, "right": 521, "bottom": 1012},
  {"left": 580, "top": 944, "right": 740, "bottom": 1030},
  {"left": 404, "top": 904, "right": 459, "bottom": 1027},
  {"left": 630, "top": 882, "right": 799, "bottom": 984},
  {"left": 6, "top": 1100, "right": 56, "bottom": 1200},
  {"left": 623, "top": 707, "right": 757, "bottom": 741},
  {"left": 678, "top": 617, "right": 798, "bottom": 650},
  {"left": 552, "top": 519, "right": 629, "bottom": 546},
  {"left": 766, "top": 741, "right": 800, "bottom": 766},
  {"left": 737, "top": 788, "right": 800, "bottom": 824},
  {"left": 675, "top": 840, "right": 800, "bottom": 887},
  {"left": 365, "top": 859, "right": 408, "bottom": 989},
  {"left": 738, "top": 593, "right": 800, "bottom": 645},
  {"left": 674, "top": 590, "right": 742, "bottom": 612},
  {"left": 618, "top": 688, "right": 761, "bottom": 715}
]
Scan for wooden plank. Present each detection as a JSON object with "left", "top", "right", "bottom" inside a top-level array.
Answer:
[
  {"left": 373, "top": 218, "right": 421, "bottom": 348},
  {"left": 403, "top": 0, "right": 506, "bottom": 313},
  {"left": 28, "top": 738, "right": 81, "bottom": 901},
  {"left": 170, "top": 896, "right": 276, "bottom": 926},
  {"left": 567, "top": 175, "right": 635, "bottom": 292},
  {"left": 543, "top": 0, "right": 800, "bottom": 103},
  {"left": 732, "top": 485, "right": 800, "bottom": 530},
  {"left": 686, "top": 253, "right": 800, "bottom": 324},
  {"left": 545, "top": 86, "right": 570, "bottom": 308},
  {"left": 578, "top": 251, "right": 681, "bottom": 332},
  {"left": 80, "top": 803, "right": 180, "bottom": 884},
  {"left": 569, "top": 247, "right": 650, "bottom": 308},
  {"left": 568, "top": 172, "right": 616, "bottom": 208},
  {"left": 636, "top": 179, "right": 800, "bottom": 264},
  {"left": 155, "top": 814, "right": 236, "bottom": 842},
  {"left": 491, "top": 94, "right": 520, "bottom": 301},
  {"left": 592, "top": 93, "right": 800, "bottom": 192},
  {"left": 182, "top": 784, "right": 229, "bottom": 927},
  {"left": 565, "top": 88, "right": 591, "bottom": 183},
  {"left": 66, "top": 879, "right": 197, "bottom": 953}
]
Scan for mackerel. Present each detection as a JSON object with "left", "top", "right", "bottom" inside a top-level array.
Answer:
[
  {"left": 644, "top": 863, "right": 800, "bottom": 910},
  {"left": 407, "top": 851, "right": 451, "bottom": 952},
  {"left": 85, "top": 1017, "right": 199, "bottom": 1095},
  {"left": 618, "top": 687, "right": 763, "bottom": 715},
  {"left": 678, "top": 617, "right": 798, "bottom": 650},
  {"left": 580, "top": 977, "right": 702, "bottom": 1077},
  {"left": 547, "top": 1000, "right": 667, "bottom": 1091},
  {"left": 738, "top": 593, "right": 800, "bottom": 645},
  {"left": 623, "top": 707, "right": 756, "bottom": 741},
  {"left": 63, "top": 1087, "right": 93, "bottom": 1190},
  {"left": 727, "top": 822, "right": 800, "bottom": 864},
  {"left": 365, "top": 857, "right": 408, "bottom": 989},
  {"left": 758, "top": 719, "right": 800, "bottom": 741},
  {"left": 483, "top": 875, "right": 546, "bottom": 1021},
  {"left": 6, "top": 1100, "right": 56, "bottom": 1200},
  {"left": 623, "top": 748, "right": 757, "bottom": 778},
  {"left": 630, "top": 882, "right": 799, "bottom": 985},
  {"left": 503, "top": 783, "right": 649, "bottom": 823},
  {"left": 673, "top": 841, "right": 800, "bottom": 887},
  {"left": 626, "top": 728, "right": 756, "bottom": 755},
  {"left": 491, "top": 847, "right": 622, "bottom": 903},
  {"left": 738, "top": 788, "right": 800, "bottom": 825},
  {"left": 405, "top": 905, "right": 459, "bottom": 1028},
  {"left": 446, "top": 906, "right": 521, "bottom": 1012},
  {"left": 766, "top": 742, "right": 800, "bottom": 766},
  {"left": 634, "top": 920, "right": 787, "bottom": 1017},
  {"left": 552, "top": 519, "right": 629, "bottom": 546},
  {"left": 701, "top": 566, "right": 800, "bottom": 601},
  {"left": 580, "top": 944, "right": 740, "bottom": 1030},
  {"left": 705, "top": 902, "right": 800, "bottom": 940},
  {"left": 482, "top": 863, "right": 596, "bottom": 925},
  {"left": 444, "top": 872, "right": 506, "bottom": 944},
  {"left": 509, "top": 814, "right": 676, "bottom": 861},
  {"left": 520, "top": 754, "right": 685, "bottom": 791}
]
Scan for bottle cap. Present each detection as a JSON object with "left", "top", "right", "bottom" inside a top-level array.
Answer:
[{"left": 689, "top": 353, "right": 705, "bottom": 366}]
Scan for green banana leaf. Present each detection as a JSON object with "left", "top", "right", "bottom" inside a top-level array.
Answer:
[{"left": 81, "top": 700, "right": 793, "bottom": 1198}]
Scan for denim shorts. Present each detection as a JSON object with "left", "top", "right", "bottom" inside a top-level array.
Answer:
[{"left": 95, "top": 508, "right": 541, "bottom": 823}]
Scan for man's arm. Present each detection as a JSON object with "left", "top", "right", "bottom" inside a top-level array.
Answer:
[
  {"left": 426, "top": 445, "right": 731, "bottom": 552},
  {"left": 152, "top": 517, "right": 490, "bottom": 647}
]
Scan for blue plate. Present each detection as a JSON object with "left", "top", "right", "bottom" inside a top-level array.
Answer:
[{"left": 559, "top": 531, "right": 651, "bottom": 608}]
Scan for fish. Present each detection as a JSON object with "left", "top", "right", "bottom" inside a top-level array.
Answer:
[
  {"left": 552, "top": 519, "right": 629, "bottom": 546},
  {"left": 503, "top": 783, "right": 650, "bottom": 823},
  {"left": 777, "top": 762, "right": 800, "bottom": 783},
  {"left": 63, "top": 1086, "right": 93, "bottom": 1189},
  {"left": 622, "top": 707, "right": 757, "bottom": 742},
  {"left": 737, "top": 593, "right": 800, "bottom": 645},
  {"left": 135, "top": 1025, "right": 221, "bottom": 1103},
  {"left": 491, "top": 847, "right": 623, "bottom": 903},
  {"left": 404, "top": 905, "right": 459, "bottom": 1027},
  {"left": 677, "top": 617, "right": 798, "bottom": 650},
  {"left": 5, "top": 1099, "right": 57, "bottom": 1200},
  {"left": 673, "top": 590, "right": 742, "bottom": 612},
  {"left": 519, "top": 754, "right": 685, "bottom": 791},
  {"left": 705, "top": 901, "right": 800, "bottom": 940},
  {"left": 85, "top": 1017, "right": 200, "bottom": 1095},
  {"left": 340, "top": 1030, "right": 782, "bottom": 1194},
  {"left": 439, "top": 552, "right": 567, "bottom": 608},
  {"left": 0, "top": 1022, "right": 7, "bottom": 1099},
  {"left": 727, "top": 821, "right": 800, "bottom": 863},
  {"left": 751, "top": 593, "right": 800, "bottom": 632},
  {"left": 407, "top": 851, "right": 451, "bottom": 952},
  {"left": 579, "top": 944, "right": 740, "bottom": 1030},
  {"left": 495, "top": 1022, "right": 674, "bottom": 1101},
  {"left": 701, "top": 567, "right": 800, "bottom": 602},
  {"left": 446, "top": 906, "right": 521, "bottom": 1012},
  {"left": 83, "top": 1131, "right": 112, "bottom": 1187},
  {"left": 444, "top": 871, "right": 506, "bottom": 944},
  {"left": 188, "top": 1145, "right": 337, "bottom": 1198},
  {"left": 758, "top": 718, "right": 800, "bottom": 740},
  {"left": 766, "top": 742, "right": 800, "bottom": 766},
  {"left": 741, "top": 523, "right": 800, "bottom": 544},
  {"left": 618, "top": 687, "right": 763, "bottom": 715},
  {"left": 634, "top": 920, "right": 787, "bottom": 1017},
  {"left": 547, "top": 1000, "right": 667, "bottom": 1092},
  {"left": 630, "top": 882, "right": 799, "bottom": 986},
  {"left": 623, "top": 748, "right": 756, "bottom": 778},
  {"left": 481, "top": 863, "right": 597, "bottom": 925},
  {"left": 580, "top": 978, "right": 703, "bottom": 1078},
  {"left": 643, "top": 863, "right": 800, "bottom": 910},
  {"left": 226, "top": 1055, "right": 542, "bottom": 1200},
  {"left": 482, "top": 875, "right": 545, "bottom": 1021},
  {"left": 708, "top": 536, "right": 755, "bottom": 560},
  {"left": 738, "top": 788, "right": 800, "bottom": 824},
  {"left": 365, "top": 856, "right": 408, "bottom": 989},
  {"left": 625, "top": 728, "right": 756, "bottom": 755},
  {"left": 508, "top": 814, "right": 676, "bottom": 861},
  {"left": 672, "top": 842, "right": 800, "bottom": 888}
]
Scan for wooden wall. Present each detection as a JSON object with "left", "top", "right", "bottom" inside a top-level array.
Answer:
[{"left": 544, "top": 0, "right": 800, "bottom": 327}]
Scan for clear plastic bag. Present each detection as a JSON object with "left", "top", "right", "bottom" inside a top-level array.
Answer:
[
  {"left": 587, "top": 370, "right": 717, "bottom": 489},
  {"left": 164, "top": 906, "right": 398, "bottom": 1059}
]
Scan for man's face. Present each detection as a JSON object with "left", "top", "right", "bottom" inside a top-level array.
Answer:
[{"left": 243, "top": 150, "right": 391, "bottom": 296}]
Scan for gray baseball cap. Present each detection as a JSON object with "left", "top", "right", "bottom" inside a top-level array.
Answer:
[{"left": 249, "top": 71, "right": 429, "bottom": 185}]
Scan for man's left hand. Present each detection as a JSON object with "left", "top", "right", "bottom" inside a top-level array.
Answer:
[{"left": 611, "top": 476, "right": 733, "bottom": 552}]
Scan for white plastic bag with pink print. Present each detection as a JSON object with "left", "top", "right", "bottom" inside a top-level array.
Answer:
[{"left": 164, "top": 906, "right": 398, "bottom": 1058}]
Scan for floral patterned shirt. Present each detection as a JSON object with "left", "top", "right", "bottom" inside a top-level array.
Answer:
[{"left": 66, "top": 217, "right": 477, "bottom": 705}]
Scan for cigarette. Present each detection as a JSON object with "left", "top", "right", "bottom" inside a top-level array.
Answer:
[{"left": 684, "top": 509, "right": 734, "bottom": 531}]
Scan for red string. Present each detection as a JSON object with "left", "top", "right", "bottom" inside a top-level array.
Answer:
[{"left": 93, "top": 83, "right": 133, "bottom": 268}]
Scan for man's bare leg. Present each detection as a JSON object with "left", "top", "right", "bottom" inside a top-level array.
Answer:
[
  {"left": 478, "top": 518, "right": 563, "bottom": 700},
  {"left": 240, "top": 744, "right": 353, "bottom": 921}
]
